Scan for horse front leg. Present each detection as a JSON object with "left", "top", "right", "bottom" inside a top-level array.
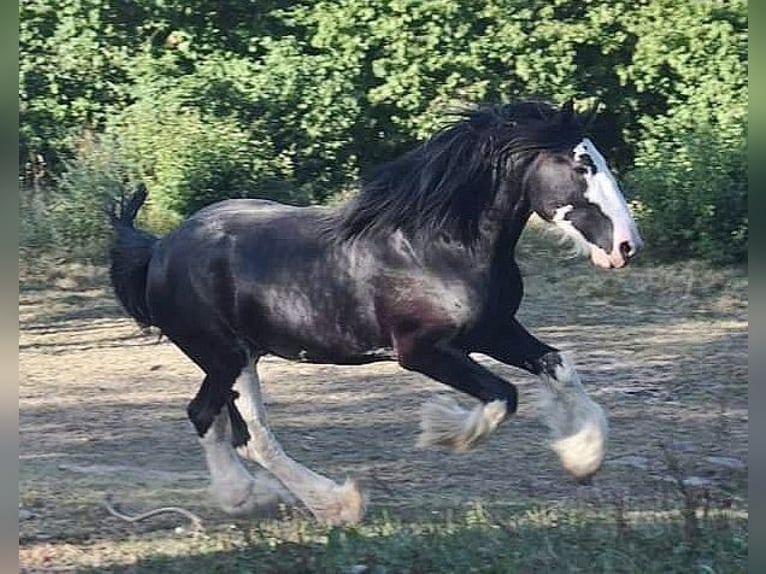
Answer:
[
  {"left": 395, "top": 336, "right": 518, "bottom": 452},
  {"left": 477, "top": 319, "right": 608, "bottom": 482}
]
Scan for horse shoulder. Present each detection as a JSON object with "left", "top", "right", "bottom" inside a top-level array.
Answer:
[{"left": 370, "top": 240, "right": 488, "bottom": 339}]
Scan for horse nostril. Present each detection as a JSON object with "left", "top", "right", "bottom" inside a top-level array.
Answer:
[{"left": 619, "top": 241, "right": 633, "bottom": 260}]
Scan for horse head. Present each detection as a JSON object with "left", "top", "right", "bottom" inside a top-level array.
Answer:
[
  {"left": 523, "top": 101, "right": 643, "bottom": 268},
  {"left": 339, "top": 99, "right": 642, "bottom": 269}
]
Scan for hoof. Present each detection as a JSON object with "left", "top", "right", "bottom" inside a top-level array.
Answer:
[
  {"left": 482, "top": 400, "right": 508, "bottom": 430},
  {"left": 534, "top": 353, "right": 609, "bottom": 481},
  {"left": 309, "top": 478, "right": 366, "bottom": 526},
  {"left": 551, "top": 419, "right": 607, "bottom": 481},
  {"left": 213, "top": 471, "right": 295, "bottom": 517}
]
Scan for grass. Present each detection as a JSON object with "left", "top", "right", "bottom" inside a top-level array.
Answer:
[
  {"left": 57, "top": 501, "right": 747, "bottom": 573},
  {"left": 514, "top": 219, "right": 747, "bottom": 323}
]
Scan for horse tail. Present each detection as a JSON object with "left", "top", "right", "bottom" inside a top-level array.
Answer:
[{"left": 107, "top": 183, "right": 158, "bottom": 328}]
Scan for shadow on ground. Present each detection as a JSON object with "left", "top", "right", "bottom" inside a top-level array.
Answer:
[{"left": 18, "top": 257, "right": 748, "bottom": 571}]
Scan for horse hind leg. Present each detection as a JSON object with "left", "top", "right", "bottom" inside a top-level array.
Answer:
[
  {"left": 188, "top": 374, "right": 246, "bottom": 442},
  {"left": 169, "top": 334, "right": 293, "bottom": 516},
  {"left": 199, "top": 407, "right": 295, "bottom": 515},
  {"left": 233, "top": 361, "right": 365, "bottom": 525}
]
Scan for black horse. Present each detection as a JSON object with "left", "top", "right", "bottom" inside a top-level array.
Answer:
[{"left": 109, "top": 100, "right": 642, "bottom": 524}]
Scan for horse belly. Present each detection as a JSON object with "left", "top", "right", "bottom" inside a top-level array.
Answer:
[{"left": 239, "top": 284, "right": 393, "bottom": 365}]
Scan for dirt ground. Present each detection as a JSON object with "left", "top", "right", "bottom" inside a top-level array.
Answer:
[{"left": 18, "top": 255, "right": 748, "bottom": 570}]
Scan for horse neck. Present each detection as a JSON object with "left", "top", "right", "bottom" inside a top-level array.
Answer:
[{"left": 475, "top": 180, "right": 531, "bottom": 269}]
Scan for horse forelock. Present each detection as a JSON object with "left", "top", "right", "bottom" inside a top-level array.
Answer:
[{"left": 334, "top": 101, "right": 585, "bottom": 244}]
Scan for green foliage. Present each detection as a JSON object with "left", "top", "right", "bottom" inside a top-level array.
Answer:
[
  {"left": 19, "top": 0, "right": 747, "bottom": 264},
  {"left": 624, "top": 0, "right": 747, "bottom": 142},
  {"left": 19, "top": 0, "right": 142, "bottom": 170},
  {"left": 54, "top": 136, "right": 128, "bottom": 260},
  {"left": 19, "top": 189, "right": 56, "bottom": 258},
  {"left": 20, "top": 133, "right": 131, "bottom": 262},
  {"left": 107, "top": 64, "right": 286, "bottom": 220},
  {"left": 101, "top": 45, "right": 364, "bottom": 215},
  {"left": 621, "top": 0, "right": 747, "bottom": 265},
  {"left": 626, "top": 127, "right": 747, "bottom": 265}
]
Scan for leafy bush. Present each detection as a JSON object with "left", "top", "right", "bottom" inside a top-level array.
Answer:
[
  {"left": 19, "top": 133, "right": 132, "bottom": 262},
  {"left": 619, "top": 0, "right": 747, "bottom": 264},
  {"left": 109, "top": 87, "right": 278, "bottom": 221},
  {"left": 19, "top": 188, "right": 56, "bottom": 259},
  {"left": 19, "top": 0, "right": 748, "bottom": 264},
  {"left": 103, "top": 46, "right": 366, "bottom": 217},
  {"left": 625, "top": 127, "right": 747, "bottom": 265}
]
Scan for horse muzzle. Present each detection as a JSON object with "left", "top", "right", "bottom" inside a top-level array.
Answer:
[{"left": 591, "top": 236, "right": 643, "bottom": 269}]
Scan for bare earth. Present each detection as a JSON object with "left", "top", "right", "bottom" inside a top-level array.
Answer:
[{"left": 18, "top": 254, "right": 748, "bottom": 570}]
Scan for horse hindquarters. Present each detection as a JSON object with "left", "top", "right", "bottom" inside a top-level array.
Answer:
[
  {"left": 145, "top": 252, "right": 365, "bottom": 524},
  {"left": 107, "top": 186, "right": 158, "bottom": 329},
  {"left": 145, "top": 261, "right": 251, "bottom": 444}
]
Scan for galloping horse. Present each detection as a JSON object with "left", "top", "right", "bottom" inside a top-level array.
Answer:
[{"left": 108, "top": 100, "right": 642, "bottom": 524}]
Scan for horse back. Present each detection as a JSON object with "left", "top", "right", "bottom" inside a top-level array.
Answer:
[
  {"left": 146, "top": 199, "right": 497, "bottom": 363},
  {"left": 146, "top": 200, "right": 387, "bottom": 361}
]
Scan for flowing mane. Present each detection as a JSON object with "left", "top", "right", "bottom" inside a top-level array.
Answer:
[{"left": 335, "top": 101, "right": 585, "bottom": 244}]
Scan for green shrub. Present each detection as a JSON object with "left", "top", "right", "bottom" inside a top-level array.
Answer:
[
  {"left": 110, "top": 93, "right": 277, "bottom": 219},
  {"left": 18, "top": 133, "right": 133, "bottom": 262},
  {"left": 103, "top": 48, "right": 355, "bottom": 218},
  {"left": 19, "top": 187, "right": 57, "bottom": 258},
  {"left": 625, "top": 127, "right": 747, "bottom": 265},
  {"left": 19, "top": 0, "right": 747, "bottom": 265}
]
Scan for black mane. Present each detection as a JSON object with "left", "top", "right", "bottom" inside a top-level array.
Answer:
[{"left": 336, "top": 101, "right": 585, "bottom": 244}]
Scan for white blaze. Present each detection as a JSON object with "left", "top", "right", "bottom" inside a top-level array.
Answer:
[{"left": 573, "top": 138, "right": 643, "bottom": 268}]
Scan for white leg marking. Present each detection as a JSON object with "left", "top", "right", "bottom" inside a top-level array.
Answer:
[
  {"left": 417, "top": 396, "right": 508, "bottom": 452},
  {"left": 536, "top": 353, "right": 608, "bottom": 480},
  {"left": 199, "top": 409, "right": 293, "bottom": 515},
  {"left": 234, "top": 365, "right": 365, "bottom": 525}
]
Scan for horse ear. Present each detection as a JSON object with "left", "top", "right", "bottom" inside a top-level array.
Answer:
[
  {"left": 582, "top": 101, "right": 601, "bottom": 130},
  {"left": 559, "top": 99, "right": 575, "bottom": 122},
  {"left": 582, "top": 104, "right": 598, "bottom": 130}
]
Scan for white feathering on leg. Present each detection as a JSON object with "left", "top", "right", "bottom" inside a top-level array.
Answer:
[
  {"left": 199, "top": 411, "right": 295, "bottom": 516},
  {"left": 535, "top": 352, "right": 608, "bottom": 480},
  {"left": 233, "top": 365, "right": 366, "bottom": 525},
  {"left": 417, "top": 396, "right": 508, "bottom": 452}
]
